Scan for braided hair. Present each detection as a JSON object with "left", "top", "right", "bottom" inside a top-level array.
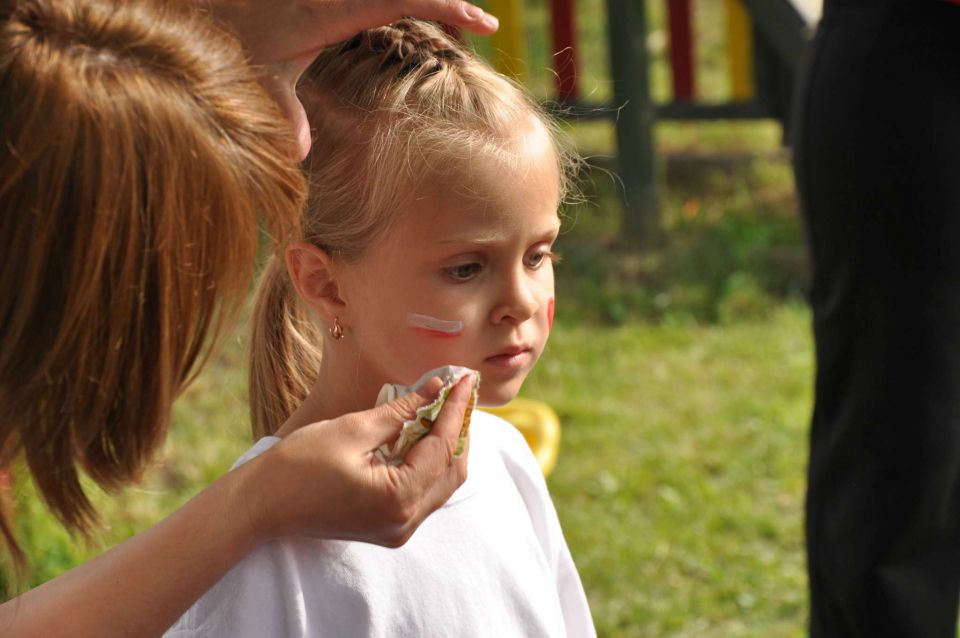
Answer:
[{"left": 343, "top": 18, "right": 469, "bottom": 76}]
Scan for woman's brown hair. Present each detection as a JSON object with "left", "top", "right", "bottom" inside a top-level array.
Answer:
[{"left": 0, "top": 0, "right": 306, "bottom": 568}]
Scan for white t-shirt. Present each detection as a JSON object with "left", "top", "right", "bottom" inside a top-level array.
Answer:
[{"left": 165, "top": 410, "right": 596, "bottom": 638}]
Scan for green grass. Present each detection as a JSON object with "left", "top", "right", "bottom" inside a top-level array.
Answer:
[{"left": 527, "top": 306, "right": 811, "bottom": 637}]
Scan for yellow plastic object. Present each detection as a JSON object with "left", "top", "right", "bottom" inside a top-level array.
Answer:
[
  {"left": 484, "top": 398, "right": 561, "bottom": 477},
  {"left": 487, "top": 0, "right": 527, "bottom": 80},
  {"left": 725, "top": 0, "right": 755, "bottom": 101}
]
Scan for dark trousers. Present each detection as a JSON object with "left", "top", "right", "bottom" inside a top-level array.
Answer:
[{"left": 793, "top": 0, "right": 960, "bottom": 635}]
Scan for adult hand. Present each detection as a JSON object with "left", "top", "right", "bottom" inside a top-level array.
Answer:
[
  {"left": 242, "top": 372, "right": 476, "bottom": 547},
  {"left": 0, "top": 374, "right": 475, "bottom": 638},
  {"left": 204, "top": 1, "right": 499, "bottom": 157}
]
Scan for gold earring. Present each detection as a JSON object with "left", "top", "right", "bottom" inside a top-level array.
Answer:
[{"left": 330, "top": 316, "right": 344, "bottom": 340}]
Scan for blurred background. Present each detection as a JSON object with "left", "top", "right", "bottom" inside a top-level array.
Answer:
[{"left": 11, "top": 1, "right": 823, "bottom": 635}]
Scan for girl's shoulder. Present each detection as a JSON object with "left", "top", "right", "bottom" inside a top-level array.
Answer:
[
  {"left": 468, "top": 409, "right": 548, "bottom": 491},
  {"left": 470, "top": 410, "right": 538, "bottom": 464}
]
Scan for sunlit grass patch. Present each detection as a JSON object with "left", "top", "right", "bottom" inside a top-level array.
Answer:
[{"left": 527, "top": 305, "right": 811, "bottom": 637}]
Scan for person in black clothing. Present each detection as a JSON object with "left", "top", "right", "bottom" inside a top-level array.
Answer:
[{"left": 793, "top": 0, "right": 960, "bottom": 634}]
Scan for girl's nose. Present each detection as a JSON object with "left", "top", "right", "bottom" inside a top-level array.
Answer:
[{"left": 491, "top": 268, "right": 540, "bottom": 325}]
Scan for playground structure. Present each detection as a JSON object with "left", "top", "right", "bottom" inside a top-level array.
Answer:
[
  {"left": 478, "top": 0, "right": 820, "bottom": 245},
  {"left": 470, "top": 2, "right": 819, "bottom": 468}
]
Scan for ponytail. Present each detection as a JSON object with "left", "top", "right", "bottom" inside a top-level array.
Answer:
[{"left": 249, "top": 257, "right": 324, "bottom": 439}]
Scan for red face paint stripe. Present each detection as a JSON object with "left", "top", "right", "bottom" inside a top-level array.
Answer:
[
  {"left": 412, "top": 326, "right": 462, "bottom": 339},
  {"left": 547, "top": 298, "right": 555, "bottom": 330}
]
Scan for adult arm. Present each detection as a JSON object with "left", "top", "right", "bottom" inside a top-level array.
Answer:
[
  {"left": 0, "top": 375, "right": 475, "bottom": 638},
  {"left": 203, "top": 0, "right": 500, "bottom": 156}
]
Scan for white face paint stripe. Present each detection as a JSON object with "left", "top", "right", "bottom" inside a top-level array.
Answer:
[{"left": 406, "top": 313, "right": 464, "bottom": 334}]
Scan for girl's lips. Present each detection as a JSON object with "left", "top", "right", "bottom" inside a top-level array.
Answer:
[{"left": 484, "top": 347, "right": 532, "bottom": 369}]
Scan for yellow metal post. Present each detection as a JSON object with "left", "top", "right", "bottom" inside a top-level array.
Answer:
[
  {"left": 487, "top": 0, "right": 527, "bottom": 80},
  {"left": 725, "top": 0, "right": 755, "bottom": 101}
]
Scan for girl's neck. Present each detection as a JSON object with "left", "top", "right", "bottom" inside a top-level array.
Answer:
[{"left": 273, "top": 351, "right": 381, "bottom": 438}]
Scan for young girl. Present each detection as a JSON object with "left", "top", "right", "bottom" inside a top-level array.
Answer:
[{"left": 167, "top": 19, "right": 594, "bottom": 637}]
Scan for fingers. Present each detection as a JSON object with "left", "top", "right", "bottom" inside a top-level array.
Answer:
[
  {"left": 415, "top": 376, "right": 444, "bottom": 401},
  {"left": 257, "top": 65, "right": 313, "bottom": 160},
  {"left": 222, "top": 0, "right": 499, "bottom": 161},
  {"left": 356, "top": 388, "right": 435, "bottom": 449},
  {"left": 380, "top": 390, "right": 431, "bottom": 424},
  {"left": 256, "top": 374, "right": 475, "bottom": 547},
  {"left": 337, "top": 1, "right": 498, "bottom": 42},
  {"left": 283, "top": 0, "right": 498, "bottom": 60},
  {"left": 428, "top": 372, "right": 475, "bottom": 453},
  {"left": 404, "top": 372, "right": 475, "bottom": 474},
  {"left": 400, "top": 0, "right": 499, "bottom": 33},
  {"left": 338, "top": 376, "right": 460, "bottom": 453}
]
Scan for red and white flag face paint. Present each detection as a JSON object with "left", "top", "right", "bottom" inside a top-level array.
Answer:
[
  {"left": 407, "top": 313, "right": 464, "bottom": 338},
  {"left": 547, "top": 298, "right": 555, "bottom": 331}
]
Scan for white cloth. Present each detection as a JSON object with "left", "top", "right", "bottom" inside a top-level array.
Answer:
[{"left": 165, "top": 410, "right": 595, "bottom": 638}]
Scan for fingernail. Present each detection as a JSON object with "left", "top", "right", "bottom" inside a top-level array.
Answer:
[
  {"left": 463, "top": 3, "right": 485, "bottom": 20},
  {"left": 483, "top": 13, "right": 499, "bottom": 29}
]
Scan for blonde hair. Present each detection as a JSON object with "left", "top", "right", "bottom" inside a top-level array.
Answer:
[
  {"left": 0, "top": 0, "right": 306, "bottom": 567},
  {"left": 250, "top": 19, "right": 578, "bottom": 438}
]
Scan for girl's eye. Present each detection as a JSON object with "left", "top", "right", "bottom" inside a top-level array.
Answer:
[
  {"left": 525, "top": 249, "right": 561, "bottom": 269},
  {"left": 444, "top": 263, "right": 482, "bottom": 281}
]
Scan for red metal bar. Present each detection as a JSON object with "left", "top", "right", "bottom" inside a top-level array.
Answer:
[
  {"left": 550, "top": 0, "right": 579, "bottom": 101},
  {"left": 667, "top": 0, "right": 695, "bottom": 101}
]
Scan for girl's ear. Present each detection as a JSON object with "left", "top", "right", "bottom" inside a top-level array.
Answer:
[{"left": 285, "top": 242, "right": 345, "bottom": 321}]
